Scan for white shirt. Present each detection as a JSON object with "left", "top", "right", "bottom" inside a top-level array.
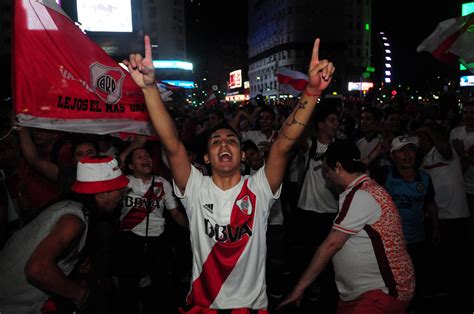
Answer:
[
  {"left": 298, "top": 139, "right": 338, "bottom": 213},
  {"left": 241, "top": 130, "right": 278, "bottom": 148},
  {"left": 174, "top": 165, "right": 281, "bottom": 309},
  {"left": 250, "top": 167, "right": 284, "bottom": 225},
  {"left": 0, "top": 201, "right": 87, "bottom": 313},
  {"left": 356, "top": 134, "right": 383, "bottom": 160},
  {"left": 333, "top": 175, "right": 415, "bottom": 302},
  {"left": 120, "top": 175, "right": 178, "bottom": 237},
  {"left": 450, "top": 125, "right": 474, "bottom": 194},
  {"left": 421, "top": 147, "right": 470, "bottom": 219}
]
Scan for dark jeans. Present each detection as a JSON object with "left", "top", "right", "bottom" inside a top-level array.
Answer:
[
  {"left": 291, "top": 209, "right": 338, "bottom": 310},
  {"left": 113, "top": 231, "right": 176, "bottom": 314},
  {"left": 437, "top": 218, "right": 472, "bottom": 312},
  {"left": 266, "top": 224, "right": 286, "bottom": 296}
]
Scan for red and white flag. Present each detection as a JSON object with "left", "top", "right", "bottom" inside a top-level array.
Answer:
[
  {"left": 157, "top": 81, "right": 180, "bottom": 102},
  {"left": 417, "top": 13, "right": 474, "bottom": 73},
  {"left": 205, "top": 90, "right": 218, "bottom": 106},
  {"left": 275, "top": 67, "right": 308, "bottom": 97},
  {"left": 13, "top": 0, "right": 154, "bottom": 135}
]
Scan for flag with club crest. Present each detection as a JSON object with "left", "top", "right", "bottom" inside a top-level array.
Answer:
[{"left": 13, "top": 0, "right": 157, "bottom": 135}]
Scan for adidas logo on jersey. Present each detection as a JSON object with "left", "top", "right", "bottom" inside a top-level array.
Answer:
[{"left": 203, "top": 203, "right": 214, "bottom": 214}]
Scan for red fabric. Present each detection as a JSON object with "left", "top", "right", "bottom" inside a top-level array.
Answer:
[
  {"left": 423, "top": 162, "right": 450, "bottom": 170},
  {"left": 337, "top": 289, "right": 410, "bottom": 314},
  {"left": 187, "top": 180, "right": 256, "bottom": 307},
  {"left": 431, "top": 27, "right": 463, "bottom": 65},
  {"left": 205, "top": 91, "right": 218, "bottom": 106},
  {"left": 15, "top": 142, "right": 72, "bottom": 210},
  {"left": 41, "top": 298, "right": 57, "bottom": 313},
  {"left": 13, "top": 0, "right": 149, "bottom": 132},
  {"left": 275, "top": 67, "right": 309, "bottom": 96},
  {"left": 71, "top": 174, "right": 129, "bottom": 194}
]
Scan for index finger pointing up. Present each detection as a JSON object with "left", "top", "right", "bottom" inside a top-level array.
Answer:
[
  {"left": 144, "top": 35, "right": 152, "bottom": 60},
  {"left": 310, "top": 38, "right": 320, "bottom": 66}
]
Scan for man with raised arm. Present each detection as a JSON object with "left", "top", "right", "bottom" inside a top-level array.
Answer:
[{"left": 124, "top": 35, "right": 334, "bottom": 313}]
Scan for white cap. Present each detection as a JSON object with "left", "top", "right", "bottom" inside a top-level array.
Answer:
[{"left": 391, "top": 135, "right": 419, "bottom": 153}]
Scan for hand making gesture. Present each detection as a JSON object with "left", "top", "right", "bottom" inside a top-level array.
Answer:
[
  {"left": 123, "top": 35, "right": 156, "bottom": 89},
  {"left": 304, "top": 38, "right": 335, "bottom": 96}
]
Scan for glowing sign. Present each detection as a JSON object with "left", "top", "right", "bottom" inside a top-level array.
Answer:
[
  {"left": 348, "top": 82, "right": 374, "bottom": 91},
  {"left": 162, "top": 80, "right": 195, "bottom": 88},
  {"left": 229, "top": 70, "right": 242, "bottom": 89},
  {"left": 77, "top": 0, "right": 133, "bottom": 32},
  {"left": 244, "top": 81, "right": 250, "bottom": 89},
  {"left": 462, "top": 2, "right": 474, "bottom": 16},
  {"left": 153, "top": 60, "right": 193, "bottom": 70},
  {"left": 225, "top": 94, "right": 249, "bottom": 101},
  {"left": 460, "top": 75, "right": 474, "bottom": 87}
]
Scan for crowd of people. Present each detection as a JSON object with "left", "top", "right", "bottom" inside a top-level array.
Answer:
[{"left": 0, "top": 35, "right": 473, "bottom": 314}]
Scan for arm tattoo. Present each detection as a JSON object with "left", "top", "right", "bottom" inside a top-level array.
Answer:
[
  {"left": 285, "top": 116, "right": 306, "bottom": 127},
  {"left": 297, "top": 100, "right": 307, "bottom": 110},
  {"left": 281, "top": 130, "right": 298, "bottom": 141},
  {"left": 285, "top": 100, "right": 308, "bottom": 127}
]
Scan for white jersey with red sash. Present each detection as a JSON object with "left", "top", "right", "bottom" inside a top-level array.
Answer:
[
  {"left": 174, "top": 165, "right": 281, "bottom": 309},
  {"left": 120, "top": 175, "right": 178, "bottom": 237}
]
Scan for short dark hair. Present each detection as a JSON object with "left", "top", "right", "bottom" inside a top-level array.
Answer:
[
  {"left": 208, "top": 109, "right": 225, "bottom": 120},
  {"left": 314, "top": 101, "right": 339, "bottom": 124},
  {"left": 325, "top": 140, "right": 366, "bottom": 174},
  {"left": 206, "top": 122, "right": 241, "bottom": 145},
  {"left": 259, "top": 107, "right": 276, "bottom": 119},
  {"left": 70, "top": 136, "right": 99, "bottom": 156},
  {"left": 241, "top": 140, "right": 259, "bottom": 153},
  {"left": 124, "top": 147, "right": 151, "bottom": 173},
  {"left": 384, "top": 107, "right": 400, "bottom": 119},
  {"left": 361, "top": 106, "right": 381, "bottom": 121}
]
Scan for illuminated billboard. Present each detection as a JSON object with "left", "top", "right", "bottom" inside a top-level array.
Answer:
[
  {"left": 77, "top": 0, "right": 133, "bottom": 32},
  {"left": 225, "top": 94, "right": 249, "bottom": 102},
  {"left": 229, "top": 70, "right": 242, "bottom": 89},
  {"left": 162, "top": 80, "right": 195, "bottom": 89},
  {"left": 348, "top": 82, "right": 374, "bottom": 91},
  {"left": 460, "top": 75, "right": 474, "bottom": 87},
  {"left": 153, "top": 60, "right": 193, "bottom": 71}
]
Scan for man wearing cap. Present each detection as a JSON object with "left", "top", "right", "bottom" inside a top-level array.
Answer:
[
  {"left": 0, "top": 156, "right": 129, "bottom": 313},
  {"left": 125, "top": 36, "right": 334, "bottom": 312},
  {"left": 373, "top": 135, "right": 438, "bottom": 304},
  {"left": 279, "top": 140, "right": 415, "bottom": 313}
]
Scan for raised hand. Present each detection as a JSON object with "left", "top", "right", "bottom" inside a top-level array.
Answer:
[
  {"left": 305, "top": 38, "right": 335, "bottom": 95},
  {"left": 123, "top": 35, "right": 156, "bottom": 89}
]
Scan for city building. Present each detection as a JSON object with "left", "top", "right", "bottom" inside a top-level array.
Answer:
[{"left": 248, "top": 0, "right": 372, "bottom": 98}]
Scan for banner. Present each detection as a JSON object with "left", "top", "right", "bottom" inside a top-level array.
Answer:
[
  {"left": 275, "top": 67, "right": 308, "bottom": 97},
  {"left": 417, "top": 13, "right": 474, "bottom": 73},
  {"left": 13, "top": 0, "right": 155, "bottom": 135},
  {"left": 205, "top": 90, "right": 218, "bottom": 106}
]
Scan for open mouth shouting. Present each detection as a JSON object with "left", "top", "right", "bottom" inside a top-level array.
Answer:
[{"left": 218, "top": 151, "right": 232, "bottom": 162}]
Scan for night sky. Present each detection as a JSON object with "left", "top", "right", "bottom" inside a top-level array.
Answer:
[
  {"left": 189, "top": 0, "right": 464, "bottom": 88},
  {"left": 372, "top": 0, "right": 463, "bottom": 88}
]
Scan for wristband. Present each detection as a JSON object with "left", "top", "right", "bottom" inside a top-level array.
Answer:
[{"left": 303, "top": 90, "right": 321, "bottom": 97}]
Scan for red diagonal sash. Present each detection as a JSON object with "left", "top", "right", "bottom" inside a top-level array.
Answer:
[
  {"left": 120, "top": 181, "right": 164, "bottom": 230},
  {"left": 188, "top": 179, "right": 256, "bottom": 307}
]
